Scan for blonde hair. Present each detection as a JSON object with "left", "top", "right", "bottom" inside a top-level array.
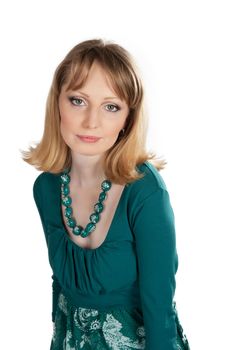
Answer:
[{"left": 21, "top": 38, "right": 167, "bottom": 185}]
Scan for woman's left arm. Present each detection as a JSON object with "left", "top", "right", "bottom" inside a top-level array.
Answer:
[
  {"left": 132, "top": 187, "right": 179, "bottom": 350},
  {"left": 51, "top": 274, "right": 62, "bottom": 322},
  {"left": 33, "top": 175, "right": 62, "bottom": 323}
]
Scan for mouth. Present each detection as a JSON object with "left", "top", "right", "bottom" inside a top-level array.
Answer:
[{"left": 77, "top": 135, "right": 101, "bottom": 142}]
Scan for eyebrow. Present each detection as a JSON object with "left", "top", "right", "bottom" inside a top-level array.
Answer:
[{"left": 76, "top": 90, "right": 120, "bottom": 100}]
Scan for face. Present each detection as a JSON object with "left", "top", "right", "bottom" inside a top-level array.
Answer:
[{"left": 58, "top": 61, "right": 129, "bottom": 160}]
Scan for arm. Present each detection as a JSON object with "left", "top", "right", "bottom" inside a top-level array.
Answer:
[
  {"left": 33, "top": 176, "right": 62, "bottom": 323},
  {"left": 51, "top": 274, "right": 62, "bottom": 322},
  {"left": 132, "top": 187, "right": 178, "bottom": 350}
]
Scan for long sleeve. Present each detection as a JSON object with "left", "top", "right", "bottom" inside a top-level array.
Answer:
[
  {"left": 51, "top": 274, "right": 62, "bottom": 322},
  {"left": 33, "top": 177, "right": 47, "bottom": 240},
  {"left": 33, "top": 176, "right": 62, "bottom": 322},
  {"left": 132, "top": 187, "right": 178, "bottom": 350}
]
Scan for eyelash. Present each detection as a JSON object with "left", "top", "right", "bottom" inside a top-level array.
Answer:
[{"left": 68, "top": 97, "right": 121, "bottom": 113}]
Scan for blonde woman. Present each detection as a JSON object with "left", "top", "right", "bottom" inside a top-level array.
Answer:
[{"left": 22, "top": 38, "right": 190, "bottom": 350}]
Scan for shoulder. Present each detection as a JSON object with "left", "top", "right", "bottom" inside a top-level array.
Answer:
[
  {"left": 136, "top": 161, "right": 168, "bottom": 190},
  {"left": 128, "top": 161, "right": 168, "bottom": 204},
  {"left": 33, "top": 171, "right": 60, "bottom": 197},
  {"left": 134, "top": 160, "right": 168, "bottom": 193}
]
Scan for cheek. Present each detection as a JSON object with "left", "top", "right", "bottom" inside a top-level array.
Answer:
[
  {"left": 60, "top": 112, "right": 76, "bottom": 130},
  {"left": 60, "top": 115, "right": 75, "bottom": 141},
  {"left": 103, "top": 127, "right": 120, "bottom": 140},
  {"left": 105, "top": 120, "right": 126, "bottom": 136},
  {"left": 60, "top": 121, "right": 68, "bottom": 142},
  {"left": 59, "top": 100, "right": 74, "bottom": 127}
]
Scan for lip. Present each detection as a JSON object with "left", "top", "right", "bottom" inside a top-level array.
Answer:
[{"left": 77, "top": 135, "right": 101, "bottom": 142}]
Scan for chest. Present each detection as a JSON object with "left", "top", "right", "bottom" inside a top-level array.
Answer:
[{"left": 61, "top": 183, "right": 125, "bottom": 249}]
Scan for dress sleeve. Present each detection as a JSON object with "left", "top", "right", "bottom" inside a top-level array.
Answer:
[
  {"left": 33, "top": 178, "right": 47, "bottom": 240},
  {"left": 33, "top": 177, "right": 62, "bottom": 322},
  {"left": 51, "top": 274, "right": 62, "bottom": 322},
  {"left": 132, "top": 187, "right": 178, "bottom": 350}
]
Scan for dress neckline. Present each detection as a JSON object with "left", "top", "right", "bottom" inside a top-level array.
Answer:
[{"left": 55, "top": 173, "right": 128, "bottom": 252}]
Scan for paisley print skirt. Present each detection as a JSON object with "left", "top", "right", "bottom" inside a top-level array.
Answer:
[{"left": 50, "top": 292, "right": 190, "bottom": 350}]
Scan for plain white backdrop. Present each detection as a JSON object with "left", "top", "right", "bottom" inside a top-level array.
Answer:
[{"left": 0, "top": 0, "right": 246, "bottom": 349}]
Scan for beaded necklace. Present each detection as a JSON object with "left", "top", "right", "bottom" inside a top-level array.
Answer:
[{"left": 60, "top": 167, "right": 112, "bottom": 238}]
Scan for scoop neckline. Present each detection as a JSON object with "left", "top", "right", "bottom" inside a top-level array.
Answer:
[{"left": 56, "top": 174, "right": 128, "bottom": 252}]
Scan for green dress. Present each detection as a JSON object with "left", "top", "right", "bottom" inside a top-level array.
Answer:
[{"left": 33, "top": 161, "right": 190, "bottom": 350}]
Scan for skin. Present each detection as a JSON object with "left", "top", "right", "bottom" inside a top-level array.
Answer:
[
  {"left": 58, "top": 60, "right": 130, "bottom": 188},
  {"left": 57, "top": 60, "right": 130, "bottom": 251}
]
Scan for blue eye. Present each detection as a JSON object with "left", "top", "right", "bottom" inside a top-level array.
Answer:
[
  {"left": 68, "top": 96, "right": 120, "bottom": 112},
  {"left": 105, "top": 104, "right": 120, "bottom": 112},
  {"left": 69, "top": 97, "right": 84, "bottom": 106}
]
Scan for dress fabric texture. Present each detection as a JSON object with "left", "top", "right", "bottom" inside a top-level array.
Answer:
[{"left": 33, "top": 161, "right": 190, "bottom": 350}]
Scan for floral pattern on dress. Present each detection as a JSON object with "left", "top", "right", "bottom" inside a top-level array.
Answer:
[
  {"left": 50, "top": 293, "right": 145, "bottom": 349},
  {"left": 102, "top": 313, "right": 146, "bottom": 349},
  {"left": 50, "top": 292, "right": 190, "bottom": 350},
  {"left": 173, "top": 301, "right": 190, "bottom": 350}
]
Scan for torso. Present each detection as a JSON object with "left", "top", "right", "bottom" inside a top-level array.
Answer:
[{"left": 61, "top": 182, "right": 126, "bottom": 249}]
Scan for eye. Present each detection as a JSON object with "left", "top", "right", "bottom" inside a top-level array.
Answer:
[
  {"left": 105, "top": 104, "right": 120, "bottom": 112},
  {"left": 68, "top": 97, "right": 85, "bottom": 106},
  {"left": 68, "top": 96, "right": 120, "bottom": 112}
]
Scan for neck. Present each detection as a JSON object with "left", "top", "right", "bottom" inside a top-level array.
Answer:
[{"left": 69, "top": 152, "right": 107, "bottom": 188}]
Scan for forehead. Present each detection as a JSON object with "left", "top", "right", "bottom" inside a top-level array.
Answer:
[
  {"left": 61, "top": 60, "right": 129, "bottom": 104},
  {"left": 65, "top": 61, "right": 109, "bottom": 89}
]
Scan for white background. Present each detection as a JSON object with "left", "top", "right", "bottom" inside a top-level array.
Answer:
[{"left": 0, "top": 1, "right": 246, "bottom": 349}]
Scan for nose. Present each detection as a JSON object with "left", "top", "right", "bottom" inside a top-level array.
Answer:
[{"left": 82, "top": 106, "right": 100, "bottom": 129}]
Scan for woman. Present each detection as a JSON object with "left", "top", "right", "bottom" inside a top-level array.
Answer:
[{"left": 22, "top": 38, "right": 190, "bottom": 350}]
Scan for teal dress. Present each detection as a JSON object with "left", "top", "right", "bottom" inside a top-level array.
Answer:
[{"left": 33, "top": 161, "right": 190, "bottom": 350}]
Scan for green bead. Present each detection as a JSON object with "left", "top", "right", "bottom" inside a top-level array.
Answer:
[
  {"left": 73, "top": 225, "right": 83, "bottom": 235},
  {"left": 90, "top": 212, "right": 100, "bottom": 224},
  {"left": 65, "top": 207, "right": 73, "bottom": 217},
  {"left": 101, "top": 180, "right": 112, "bottom": 191},
  {"left": 94, "top": 202, "right": 103, "bottom": 213},
  {"left": 63, "top": 184, "right": 70, "bottom": 196},
  {"left": 62, "top": 196, "right": 72, "bottom": 206},
  {"left": 67, "top": 217, "right": 76, "bottom": 228},
  {"left": 60, "top": 173, "right": 70, "bottom": 185},
  {"left": 80, "top": 230, "right": 88, "bottom": 238},
  {"left": 85, "top": 222, "right": 96, "bottom": 234},
  {"left": 99, "top": 191, "right": 107, "bottom": 202}
]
